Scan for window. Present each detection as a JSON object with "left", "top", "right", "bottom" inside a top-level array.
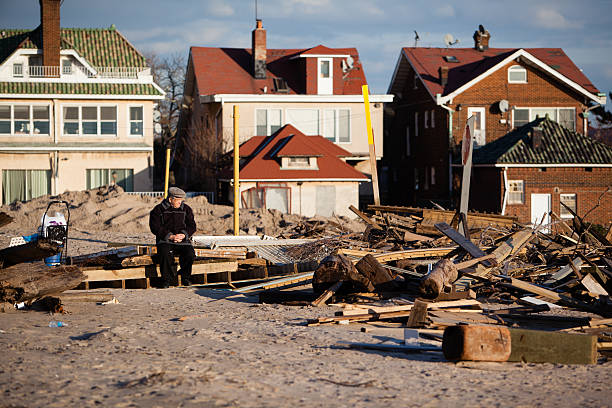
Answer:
[
  {"left": 2, "top": 169, "right": 51, "bottom": 205},
  {"left": 273, "top": 77, "right": 288, "bottom": 93},
  {"left": 286, "top": 109, "right": 318, "bottom": 135},
  {"left": 405, "top": 126, "right": 410, "bottom": 157},
  {"left": 560, "top": 193, "right": 576, "bottom": 218},
  {"left": 0, "top": 104, "right": 50, "bottom": 135},
  {"left": 508, "top": 65, "right": 527, "bottom": 83},
  {"left": 414, "top": 112, "right": 419, "bottom": 137},
  {"left": 62, "top": 106, "right": 117, "bottom": 136},
  {"left": 513, "top": 107, "right": 575, "bottom": 131},
  {"left": 424, "top": 111, "right": 429, "bottom": 129},
  {"left": 467, "top": 107, "right": 486, "bottom": 147},
  {"left": 431, "top": 109, "right": 435, "bottom": 128},
  {"left": 86, "top": 169, "right": 134, "bottom": 192},
  {"left": 320, "top": 60, "right": 330, "bottom": 78},
  {"left": 62, "top": 59, "right": 72, "bottom": 75},
  {"left": 256, "top": 108, "right": 282, "bottom": 136},
  {"left": 129, "top": 106, "right": 143, "bottom": 135},
  {"left": 513, "top": 108, "right": 529, "bottom": 128},
  {"left": 13, "top": 63, "right": 23, "bottom": 77},
  {"left": 508, "top": 180, "right": 524, "bottom": 204},
  {"left": 323, "top": 108, "right": 350, "bottom": 143},
  {"left": 286, "top": 157, "right": 310, "bottom": 168}
]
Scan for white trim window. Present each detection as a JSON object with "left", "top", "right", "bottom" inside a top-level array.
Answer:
[
  {"left": 62, "top": 59, "right": 72, "bottom": 75},
  {"left": 467, "top": 107, "right": 486, "bottom": 147},
  {"left": 0, "top": 104, "right": 50, "bottom": 135},
  {"left": 560, "top": 193, "right": 577, "bottom": 219},
  {"left": 62, "top": 105, "right": 117, "bottom": 136},
  {"left": 256, "top": 108, "right": 282, "bottom": 136},
  {"left": 508, "top": 180, "right": 524, "bottom": 204},
  {"left": 13, "top": 63, "right": 23, "bottom": 77},
  {"left": 323, "top": 108, "right": 350, "bottom": 143},
  {"left": 512, "top": 107, "right": 575, "bottom": 130},
  {"left": 508, "top": 65, "right": 527, "bottom": 83},
  {"left": 86, "top": 168, "right": 134, "bottom": 192},
  {"left": 129, "top": 105, "right": 144, "bottom": 136}
]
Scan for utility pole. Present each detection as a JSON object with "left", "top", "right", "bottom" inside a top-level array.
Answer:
[
  {"left": 362, "top": 85, "right": 381, "bottom": 206},
  {"left": 233, "top": 105, "right": 240, "bottom": 235}
]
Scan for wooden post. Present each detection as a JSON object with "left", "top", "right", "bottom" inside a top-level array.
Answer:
[
  {"left": 458, "top": 116, "right": 475, "bottom": 236},
  {"left": 163, "top": 148, "right": 171, "bottom": 199},
  {"left": 361, "top": 85, "right": 380, "bottom": 206},
  {"left": 233, "top": 105, "right": 240, "bottom": 236}
]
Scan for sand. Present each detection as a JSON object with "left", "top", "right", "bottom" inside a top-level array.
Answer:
[{"left": 1, "top": 190, "right": 611, "bottom": 407}]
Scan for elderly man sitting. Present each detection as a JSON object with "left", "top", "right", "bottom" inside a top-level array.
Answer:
[{"left": 149, "top": 187, "right": 197, "bottom": 288}]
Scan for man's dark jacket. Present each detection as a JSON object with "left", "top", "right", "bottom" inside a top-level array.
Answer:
[{"left": 149, "top": 199, "right": 197, "bottom": 243}]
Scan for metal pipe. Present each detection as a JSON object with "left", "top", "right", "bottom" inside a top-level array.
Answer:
[
  {"left": 163, "top": 148, "right": 170, "bottom": 198},
  {"left": 233, "top": 105, "right": 240, "bottom": 236},
  {"left": 439, "top": 103, "right": 454, "bottom": 198},
  {"left": 501, "top": 167, "right": 508, "bottom": 215},
  {"left": 582, "top": 103, "right": 601, "bottom": 137}
]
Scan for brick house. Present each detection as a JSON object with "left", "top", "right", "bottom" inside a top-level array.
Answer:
[
  {"left": 0, "top": 0, "right": 164, "bottom": 204},
  {"left": 468, "top": 117, "right": 611, "bottom": 227},
  {"left": 219, "top": 124, "right": 368, "bottom": 217},
  {"left": 176, "top": 19, "right": 392, "bottom": 202},
  {"left": 383, "top": 27, "right": 607, "bottom": 209}
]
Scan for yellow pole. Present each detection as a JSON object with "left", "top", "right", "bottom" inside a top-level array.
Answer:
[
  {"left": 362, "top": 85, "right": 381, "bottom": 206},
  {"left": 233, "top": 105, "right": 240, "bottom": 236},
  {"left": 163, "top": 148, "right": 170, "bottom": 198}
]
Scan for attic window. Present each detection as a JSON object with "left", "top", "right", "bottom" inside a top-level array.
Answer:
[
  {"left": 444, "top": 56, "right": 459, "bottom": 63},
  {"left": 287, "top": 157, "right": 310, "bottom": 167},
  {"left": 508, "top": 65, "right": 527, "bottom": 83},
  {"left": 273, "top": 77, "right": 289, "bottom": 93}
]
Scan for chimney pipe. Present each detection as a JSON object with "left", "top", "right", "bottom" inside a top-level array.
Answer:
[
  {"left": 39, "top": 0, "right": 61, "bottom": 68},
  {"left": 473, "top": 24, "right": 490, "bottom": 51},
  {"left": 439, "top": 66, "right": 449, "bottom": 88},
  {"left": 252, "top": 19, "right": 267, "bottom": 79}
]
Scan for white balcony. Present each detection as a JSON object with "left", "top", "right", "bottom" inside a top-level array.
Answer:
[
  {"left": 7, "top": 64, "right": 149, "bottom": 80},
  {"left": 28, "top": 65, "right": 60, "bottom": 77}
]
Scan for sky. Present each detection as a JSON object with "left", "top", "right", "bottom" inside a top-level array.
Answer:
[{"left": 2, "top": 0, "right": 612, "bottom": 110}]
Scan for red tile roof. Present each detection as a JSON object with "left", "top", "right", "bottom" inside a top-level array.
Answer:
[
  {"left": 298, "top": 45, "right": 351, "bottom": 56},
  {"left": 190, "top": 46, "right": 367, "bottom": 95},
  {"left": 234, "top": 124, "right": 368, "bottom": 181},
  {"left": 401, "top": 47, "right": 600, "bottom": 97}
]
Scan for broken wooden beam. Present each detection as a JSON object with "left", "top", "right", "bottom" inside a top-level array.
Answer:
[
  {"left": 0, "top": 239, "right": 61, "bottom": 269},
  {"left": 349, "top": 205, "right": 383, "bottom": 229},
  {"left": 0, "top": 262, "right": 84, "bottom": 303},
  {"left": 311, "top": 281, "right": 343, "bottom": 307},
  {"left": 443, "top": 325, "right": 597, "bottom": 364}
]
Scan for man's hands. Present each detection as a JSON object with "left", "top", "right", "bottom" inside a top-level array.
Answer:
[{"left": 169, "top": 233, "right": 186, "bottom": 243}]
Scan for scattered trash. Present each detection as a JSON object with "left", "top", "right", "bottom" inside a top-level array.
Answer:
[{"left": 48, "top": 321, "right": 67, "bottom": 328}]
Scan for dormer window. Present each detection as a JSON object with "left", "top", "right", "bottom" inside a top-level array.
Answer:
[
  {"left": 281, "top": 156, "right": 318, "bottom": 170},
  {"left": 62, "top": 59, "right": 72, "bottom": 75},
  {"left": 288, "top": 157, "right": 309, "bottom": 167},
  {"left": 13, "top": 63, "right": 23, "bottom": 77},
  {"left": 273, "top": 77, "right": 288, "bottom": 93},
  {"left": 508, "top": 65, "right": 527, "bottom": 83}
]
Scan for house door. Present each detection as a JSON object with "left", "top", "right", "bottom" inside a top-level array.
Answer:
[
  {"left": 531, "top": 193, "right": 551, "bottom": 232},
  {"left": 317, "top": 58, "right": 333, "bottom": 95},
  {"left": 467, "top": 107, "right": 486, "bottom": 147},
  {"left": 316, "top": 186, "right": 336, "bottom": 217}
]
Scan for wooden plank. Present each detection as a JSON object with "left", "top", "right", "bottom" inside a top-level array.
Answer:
[
  {"left": 544, "top": 258, "right": 583, "bottom": 284},
  {"left": 407, "top": 299, "right": 428, "bottom": 327},
  {"left": 581, "top": 274, "right": 608, "bottom": 296},
  {"left": 68, "top": 246, "right": 139, "bottom": 265},
  {"left": 58, "top": 291, "right": 114, "bottom": 303},
  {"left": 83, "top": 260, "right": 238, "bottom": 282},
  {"left": 338, "top": 299, "right": 481, "bottom": 316},
  {"left": 348, "top": 205, "right": 383, "bottom": 229},
  {"left": 141, "top": 246, "right": 247, "bottom": 259},
  {"left": 233, "top": 271, "right": 314, "bottom": 293},
  {"left": 311, "top": 281, "right": 343, "bottom": 307},
  {"left": 434, "top": 222, "right": 492, "bottom": 266},
  {"left": 334, "top": 341, "right": 441, "bottom": 353},
  {"left": 507, "top": 278, "right": 561, "bottom": 301}
]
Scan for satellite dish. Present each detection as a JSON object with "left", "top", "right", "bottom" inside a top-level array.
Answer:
[
  {"left": 498, "top": 99, "right": 509, "bottom": 113},
  {"left": 345, "top": 55, "right": 354, "bottom": 69},
  {"left": 153, "top": 109, "right": 161, "bottom": 122},
  {"left": 154, "top": 123, "right": 162, "bottom": 134},
  {"left": 444, "top": 33, "right": 459, "bottom": 47}
]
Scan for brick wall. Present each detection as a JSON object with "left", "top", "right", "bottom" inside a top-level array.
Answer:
[{"left": 502, "top": 167, "right": 611, "bottom": 226}]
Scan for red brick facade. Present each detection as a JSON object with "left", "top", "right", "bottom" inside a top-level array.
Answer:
[{"left": 39, "top": 0, "right": 61, "bottom": 67}]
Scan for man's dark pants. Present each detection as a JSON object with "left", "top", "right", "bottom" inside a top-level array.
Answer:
[{"left": 157, "top": 242, "right": 196, "bottom": 286}]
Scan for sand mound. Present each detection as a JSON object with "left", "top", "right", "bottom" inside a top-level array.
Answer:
[{"left": 0, "top": 186, "right": 364, "bottom": 238}]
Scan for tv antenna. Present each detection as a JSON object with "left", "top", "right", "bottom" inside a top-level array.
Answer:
[
  {"left": 255, "top": 0, "right": 259, "bottom": 20},
  {"left": 414, "top": 30, "right": 420, "bottom": 47},
  {"left": 444, "top": 33, "right": 459, "bottom": 48}
]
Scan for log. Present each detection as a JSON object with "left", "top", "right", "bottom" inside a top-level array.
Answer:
[
  {"left": 443, "top": 325, "right": 597, "bottom": 364},
  {"left": 313, "top": 254, "right": 374, "bottom": 294},
  {"left": 419, "top": 259, "right": 458, "bottom": 299},
  {"left": 0, "top": 239, "right": 61, "bottom": 269},
  {"left": 355, "top": 254, "right": 396, "bottom": 291},
  {"left": 407, "top": 299, "right": 428, "bottom": 327},
  {"left": 0, "top": 262, "right": 84, "bottom": 303}
]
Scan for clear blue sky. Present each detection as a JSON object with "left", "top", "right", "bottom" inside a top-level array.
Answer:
[{"left": 2, "top": 0, "right": 611, "bottom": 111}]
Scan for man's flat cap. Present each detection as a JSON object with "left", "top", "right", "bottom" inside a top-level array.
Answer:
[{"left": 168, "top": 187, "right": 186, "bottom": 198}]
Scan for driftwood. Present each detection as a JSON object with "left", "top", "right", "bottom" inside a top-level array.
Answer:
[
  {"left": 0, "top": 239, "right": 61, "bottom": 269},
  {"left": 354, "top": 254, "right": 397, "bottom": 291},
  {"left": 313, "top": 254, "right": 374, "bottom": 294},
  {"left": 0, "top": 262, "right": 84, "bottom": 304},
  {"left": 419, "top": 259, "right": 458, "bottom": 299}
]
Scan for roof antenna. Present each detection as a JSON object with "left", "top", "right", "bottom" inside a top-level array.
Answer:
[
  {"left": 255, "top": 0, "right": 258, "bottom": 20},
  {"left": 414, "top": 30, "right": 420, "bottom": 48}
]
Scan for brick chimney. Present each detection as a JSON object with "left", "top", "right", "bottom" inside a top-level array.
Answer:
[
  {"left": 439, "top": 66, "right": 449, "bottom": 88},
  {"left": 39, "top": 0, "right": 61, "bottom": 67},
  {"left": 473, "top": 24, "right": 490, "bottom": 51},
  {"left": 531, "top": 126, "right": 543, "bottom": 150},
  {"left": 252, "top": 19, "right": 266, "bottom": 79}
]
